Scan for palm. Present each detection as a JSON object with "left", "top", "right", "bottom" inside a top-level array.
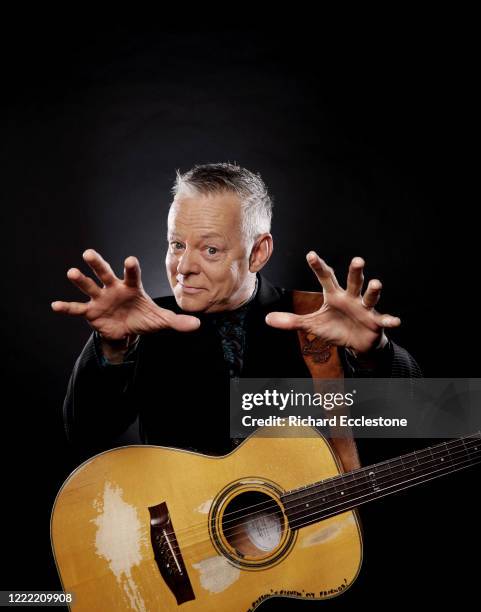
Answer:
[
  {"left": 52, "top": 250, "right": 200, "bottom": 339},
  {"left": 85, "top": 289, "right": 162, "bottom": 339},
  {"left": 266, "top": 252, "right": 400, "bottom": 355},
  {"left": 303, "top": 293, "right": 385, "bottom": 354}
]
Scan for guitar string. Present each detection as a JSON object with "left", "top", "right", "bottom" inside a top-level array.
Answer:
[
  {"left": 288, "top": 454, "right": 481, "bottom": 529},
  {"left": 154, "top": 436, "right": 480, "bottom": 554},
  {"left": 163, "top": 433, "right": 481, "bottom": 542},
  {"left": 162, "top": 435, "right": 481, "bottom": 547},
  {"left": 168, "top": 448, "right": 481, "bottom": 558}
]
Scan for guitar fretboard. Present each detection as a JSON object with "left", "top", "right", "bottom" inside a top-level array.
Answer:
[{"left": 281, "top": 433, "right": 481, "bottom": 531}]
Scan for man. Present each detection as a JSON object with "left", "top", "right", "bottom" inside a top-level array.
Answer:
[{"left": 52, "top": 163, "right": 421, "bottom": 459}]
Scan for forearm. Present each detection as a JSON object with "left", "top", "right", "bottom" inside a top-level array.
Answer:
[{"left": 63, "top": 332, "right": 140, "bottom": 452}]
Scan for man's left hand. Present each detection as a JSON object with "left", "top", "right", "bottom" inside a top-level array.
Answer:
[{"left": 265, "top": 252, "right": 401, "bottom": 356}]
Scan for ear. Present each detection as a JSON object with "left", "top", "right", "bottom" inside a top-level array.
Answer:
[{"left": 249, "top": 233, "right": 273, "bottom": 272}]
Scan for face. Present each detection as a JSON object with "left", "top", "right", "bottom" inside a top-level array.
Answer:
[{"left": 166, "top": 191, "right": 256, "bottom": 313}]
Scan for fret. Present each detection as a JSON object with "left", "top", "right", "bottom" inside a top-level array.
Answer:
[
  {"left": 386, "top": 460, "right": 393, "bottom": 476},
  {"left": 401, "top": 451, "right": 419, "bottom": 473},
  {"left": 443, "top": 441, "right": 452, "bottom": 461},
  {"left": 341, "top": 468, "right": 369, "bottom": 502},
  {"left": 413, "top": 446, "right": 433, "bottom": 471},
  {"left": 462, "top": 435, "right": 481, "bottom": 462},
  {"left": 375, "top": 459, "right": 393, "bottom": 491},
  {"left": 282, "top": 434, "right": 481, "bottom": 531},
  {"left": 461, "top": 438, "right": 473, "bottom": 463},
  {"left": 389, "top": 457, "right": 404, "bottom": 475},
  {"left": 439, "top": 442, "right": 453, "bottom": 466},
  {"left": 329, "top": 478, "right": 338, "bottom": 496},
  {"left": 337, "top": 473, "right": 351, "bottom": 500},
  {"left": 388, "top": 457, "right": 404, "bottom": 473},
  {"left": 414, "top": 447, "right": 434, "bottom": 469},
  {"left": 367, "top": 467, "right": 381, "bottom": 493}
]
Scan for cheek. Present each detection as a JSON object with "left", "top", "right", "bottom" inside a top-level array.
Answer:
[
  {"left": 165, "top": 252, "right": 176, "bottom": 273},
  {"left": 211, "top": 261, "right": 242, "bottom": 291}
]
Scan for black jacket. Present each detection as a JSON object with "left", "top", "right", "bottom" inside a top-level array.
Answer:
[{"left": 63, "top": 274, "right": 421, "bottom": 460}]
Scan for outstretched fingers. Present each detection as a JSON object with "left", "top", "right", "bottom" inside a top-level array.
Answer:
[
  {"left": 373, "top": 312, "right": 401, "bottom": 328},
  {"left": 124, "top": 256, "right": 142, "bottom": 288},
  {"left": 362, "top": 278, "right": 400, "bottom": 327},
  {"left": 83, "top": 249, "right": 118, "bottom": 287},
  {"left": 362, "top": 278, "right": 382, "bottom": 309},
  {"left": 154, "top": 306, "right": 200, "bottom": 332},
  {"left": 167, "top": 312, "right": 201, "bottom": 332},
  {"left": 66, "top": 268, "right": 101, "bottom": 298},
  {"left": 265, "top": 311, "right": 307, "bottom": 330},
  {"left": 51, "top": 301, "right": 89, "bottom": 316},
  {"left": 347, "top": 257, "right": 365, "bottom": 296},
  {"left": 306, "top": 251, "right": 340, "bottom": 293}
]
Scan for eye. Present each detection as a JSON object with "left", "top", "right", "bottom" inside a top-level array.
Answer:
[
  {"left": 171, "top": 241, "right": 184, "bottom": 251},
  {"left": 207, "top": 246, "right": 218, "bottom": 255}
]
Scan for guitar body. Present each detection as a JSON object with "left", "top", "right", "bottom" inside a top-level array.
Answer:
[{"left": 51, "top": 427, "right": 362, "bottom": 611}]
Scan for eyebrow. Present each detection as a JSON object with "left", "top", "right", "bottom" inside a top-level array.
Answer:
[
  {"left": 199, "top": 232, "right": 226, "bottom": 241},
  {"left": 168, "top": 232, "right": 226, "bottom": 242}
]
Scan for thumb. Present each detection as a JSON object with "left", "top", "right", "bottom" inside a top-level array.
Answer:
[
  {"left": 169, "top": 313, "right": 201, "bottom": 332},
  {"left": 265, "top": 311, "right": 305, "bottom": 330}
]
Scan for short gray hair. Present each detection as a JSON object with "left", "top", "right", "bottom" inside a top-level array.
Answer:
[{"left": 171, "top": 162, "right": 273, "bottom": 245}]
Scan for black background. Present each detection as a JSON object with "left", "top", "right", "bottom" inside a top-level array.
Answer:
[{"left": 2, "top": 17, "right": 478, "bottom": 610}]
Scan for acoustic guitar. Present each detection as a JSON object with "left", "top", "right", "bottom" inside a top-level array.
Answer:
[{"left": 51, "top": 426, "right": 481, "bottom": 611}]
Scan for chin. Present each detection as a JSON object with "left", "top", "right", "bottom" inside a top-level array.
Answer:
[{"left": 174, "top": 293, "right": 209, "bottom": 313}]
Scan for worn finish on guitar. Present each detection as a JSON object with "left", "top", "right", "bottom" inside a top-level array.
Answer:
[{"left": 51, "top": 426, "right": 362, "bottom": 610}]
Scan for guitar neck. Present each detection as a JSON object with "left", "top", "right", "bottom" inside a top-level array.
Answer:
[{"left": 282, "top": 433, "right": 481, "bottom": 531}]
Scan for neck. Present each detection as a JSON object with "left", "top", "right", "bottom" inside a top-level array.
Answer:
[
  {"left": 281, "top": 433, "right": 481, "bottom": 531},
  {"left": 223, "top": 275, "right": 258, "bottom": 312}
]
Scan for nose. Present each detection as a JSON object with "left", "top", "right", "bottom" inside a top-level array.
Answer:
[{"left": 176, "top": 247, "right": 200, "bottom": 276}]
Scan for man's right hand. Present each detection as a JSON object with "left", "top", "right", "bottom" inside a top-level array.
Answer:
[{"left": 52, "top": 249, "right": 200, "bottom": 361}]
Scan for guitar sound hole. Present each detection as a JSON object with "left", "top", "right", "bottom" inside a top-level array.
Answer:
[{"left": 221, "top": 491, "right": 284, "bottom": 558}]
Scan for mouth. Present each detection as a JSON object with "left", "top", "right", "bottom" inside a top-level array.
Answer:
[{"left": 176, "top": 279, "right": 205, "bottom": 295}]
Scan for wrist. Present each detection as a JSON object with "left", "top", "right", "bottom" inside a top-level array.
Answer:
[
  {"left": 97, "top": 332, "right": 140, "bottom": 364},
  {"left": 346, "top": 334, "right": 389, "bottom": 368},
  {"left": 99, "top": 332, "right": 139, "bottom": 350}
]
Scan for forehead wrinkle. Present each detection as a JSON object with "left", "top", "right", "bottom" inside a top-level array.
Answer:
[
  {"left": 169, "top": 221, "right": 229, "bottom": 239},
  {"left": 168, "top": 204, "right": 241, "bottom": 244},
  {"left": 172, "top": 206, "right": 236, "bottom": 225}
]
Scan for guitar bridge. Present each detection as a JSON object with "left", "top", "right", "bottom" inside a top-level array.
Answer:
[{"left": 149, "top": 502, "right": 195, "bottom": 605}]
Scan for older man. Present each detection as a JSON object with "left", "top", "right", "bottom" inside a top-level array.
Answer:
[{"left": 52, "top": 163, "right": 421, "bottom": 458}]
